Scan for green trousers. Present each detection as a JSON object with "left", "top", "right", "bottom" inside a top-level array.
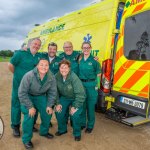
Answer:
[
  {"left": 81, "top": 86, "right": 98, "bottom": 129},
  {"left": 21, "top": 95, "right": 52, "bottom": 144},
  {"left": 55, "top": 97, "right": 82, "bottom": 137},
  {"left": 11, "top": 78, "right": 37, "bottom": 128},
  {"left": 11, "top": 78, "right": 21, "bottom": 128}
]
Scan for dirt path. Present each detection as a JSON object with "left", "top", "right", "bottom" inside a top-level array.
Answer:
[{"left": 0, "top": 62, "right": 150, "bottom": 150}]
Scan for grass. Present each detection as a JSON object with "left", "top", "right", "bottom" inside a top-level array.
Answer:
[{"left": 0, "top": 56, "right": 11, "bottom": 62}]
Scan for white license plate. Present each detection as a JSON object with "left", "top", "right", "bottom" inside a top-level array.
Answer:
[{"left": 120, "top": 97, "right": 145, "bottom": 110}]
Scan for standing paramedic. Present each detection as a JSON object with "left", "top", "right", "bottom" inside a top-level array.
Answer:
[
  {"left": 78, "top": 42, "right": 101, "bottom": 133},
  {"left": 59, "top": 41, "right": 80, "bottom": 75},
  {"left": 8, "top": 38, "right": 42, "bottom": 137},
  {"left": 45, "top": 42, "right": 62, "bottom": 75}
]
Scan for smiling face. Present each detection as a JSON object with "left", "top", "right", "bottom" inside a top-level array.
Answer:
[
  {"left": 37, "top": 59, "right": 49, "bottom": 75},
  {"left": 63, "top": 41, "right": 73, "bottom": 56},
  {"left": 59, "top": 61, "right": 70, "bottom": 78},
  {"left": 30, "top": 39, "right": 41, "bottom": 55},
  {"left": 48, "top": 45, "right": 57, "bottom": 57},
  {"left": 82, "top": 43, "right": 92, "bottom": 56}
]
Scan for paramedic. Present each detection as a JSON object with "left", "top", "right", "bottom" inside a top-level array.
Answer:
[{"left": 18, "top": 58, "right": 57, "bottom": 149}]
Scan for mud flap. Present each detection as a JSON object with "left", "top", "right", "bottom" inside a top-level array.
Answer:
[{"left": 95, "top": 89, "right": 107, "bottom": 113}]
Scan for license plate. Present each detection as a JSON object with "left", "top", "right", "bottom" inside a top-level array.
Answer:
[{"left": 120, "top": 97, "right": 145, "bottom": 110}]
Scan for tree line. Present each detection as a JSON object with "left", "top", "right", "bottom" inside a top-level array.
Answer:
[{"left": 0, "top": 50, "right": 14, "bottom": 57}]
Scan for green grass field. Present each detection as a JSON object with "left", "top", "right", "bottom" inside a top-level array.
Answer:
[{"left": 0, "top": 56, "right": 11, "bottom": 62}]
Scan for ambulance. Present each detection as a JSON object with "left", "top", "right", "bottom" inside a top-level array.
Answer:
[{"left": 24, "top": 0, "right": 150, "bottom": 126}]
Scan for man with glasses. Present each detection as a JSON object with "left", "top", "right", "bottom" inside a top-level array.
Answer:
[{"left": 59, "top": 41, "right": 80, "bottom": 75}]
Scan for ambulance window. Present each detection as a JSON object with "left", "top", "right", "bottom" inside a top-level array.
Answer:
[{"left": 124, "top": 10, "right": 150, "bottom": 61}]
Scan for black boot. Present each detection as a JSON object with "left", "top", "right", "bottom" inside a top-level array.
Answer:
[
  {"left": 24, "top": 141, "right": 33, "bottom": 149},
  {"left": 13, "top": 125, "right": 20, "bottom": 137},
  {"left": 85, "top": 128, "right": 93, "bottom": 133},
  {"left": 41, "top": 133, "right": 54, "bottom": 139},
  {"left": 74, "top": 136, "right": 81, "bottom": 141}
]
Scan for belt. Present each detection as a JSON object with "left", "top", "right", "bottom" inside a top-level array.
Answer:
[{"left": 80, "top": 79, "right": 95, "bottom": 82}]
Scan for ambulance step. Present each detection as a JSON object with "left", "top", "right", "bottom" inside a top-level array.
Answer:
[{"left": 121, "top": 116, "right": 150, "bottom": 126}]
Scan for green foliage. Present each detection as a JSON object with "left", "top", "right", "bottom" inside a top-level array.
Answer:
[
  {"left": 0, "top": 50, "right": 14, "bottom": 57},
  {"left": 0, "top": 50, "right": 13, "bottom": 62}
]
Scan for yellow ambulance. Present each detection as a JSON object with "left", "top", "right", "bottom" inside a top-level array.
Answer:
[{"left": 25, "top": 0, "right": 150, "bottom": 126}]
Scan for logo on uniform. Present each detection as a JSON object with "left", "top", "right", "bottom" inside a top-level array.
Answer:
[
  {"left": 67, "top": 85, "right": 72, "bottom": 90},
  {"left": 55, "top": 62, "right": 58, "bottom": 65},
  {"left": 88, "top": 62, "right": 92, "bottom": 65}
]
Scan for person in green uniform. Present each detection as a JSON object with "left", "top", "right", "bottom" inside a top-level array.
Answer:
[
  {"left": 59, "top": 41, "right": 81, "bottom": 126},
  {"left": 18, "top": 59, "right": 57, "bottom": 149},
  {"left": 39, "top": 42, "right": 61, "bottom": 127},
  {"left": 59, "top": 41, "right": 80, "bottom": 74},
  {"left": 78, "top": 42, "right": 101, "bottom": 133},
  {"left": 8, "top": 38, "right": 42, "bottom": 137},
  {"left": 55, "top": 60, "right": 86, "bottom": 141},
  {"left": 45, "top": 42, "right": 62, "bottom": 74}
]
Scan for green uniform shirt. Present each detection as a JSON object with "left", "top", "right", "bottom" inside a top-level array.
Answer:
[
  {"left": 49, "top": 56, "right": 61, "bottom": 75},
  {"left": 59, "top": 51, "right": 80, "bottom": 74},
  {"left": 10, "top": 49, "right": 42, "bottom": 83},
  {"left": 48, "top": 55, "right": 61, "bottom": 75},
  {"left": 42, "top": 53, "right": 62, "bottom": 75},
  {"left": 18, "top": 68, "right": 57, "bottom": 109},
  {"left": 55, "top": 71, "right": 86, "bottom": 108},
  {"left": 78, "top": 54, "right": 101, "bottom": 87}
]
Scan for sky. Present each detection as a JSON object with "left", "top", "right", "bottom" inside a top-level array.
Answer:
[{"left": 0, "top": 0, "right": 99, "bottom": 51}]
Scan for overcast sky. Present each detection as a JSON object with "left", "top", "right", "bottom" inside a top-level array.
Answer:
[{"left": 0, "top": 0, "right": 98, "bottom": 50}]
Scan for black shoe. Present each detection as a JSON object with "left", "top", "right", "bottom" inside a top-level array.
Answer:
[
  {"left": 81, "top": 126, "right": 86, "bottom": 130},
  {"left": 42, "top": 133, "right": 54, "bottom": 139},
  {"left": 74, "top": 136, "right": 81, "bottom": 141},
  {"left": 13, "top": 126, "right": 20, "bottom": 137},
  {"left": 85, "top": 128, "right": 93, "bottom": 133},
  {"left": 55, "top": 131, "right": 67, "bottom": 136},
  {"left": 24, "top": 141, "right": 33, "bottom": 149},
  {"left": 33, "top": 126, "right": 38, "bottom": 132}
]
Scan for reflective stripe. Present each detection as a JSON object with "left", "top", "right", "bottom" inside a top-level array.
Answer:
[
  {"left": 132, "top": 2, "right": 146, "bottom": 14},
  {"left": 113, "top": 61, "right": 134, "bottom": 84}
]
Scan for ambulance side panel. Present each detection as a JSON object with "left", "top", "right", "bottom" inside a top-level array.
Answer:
[{"left": 25, "top": 0, "right": 120, "bottom": 62}]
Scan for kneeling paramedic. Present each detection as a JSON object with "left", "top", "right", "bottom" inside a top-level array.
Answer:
[{"left": 18, "top": 58, "right": 57, "bottom": 149}]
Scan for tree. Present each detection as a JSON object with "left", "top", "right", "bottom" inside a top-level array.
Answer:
[{"left": 0, "top": 50, "right": 14, "bottom": 57}]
